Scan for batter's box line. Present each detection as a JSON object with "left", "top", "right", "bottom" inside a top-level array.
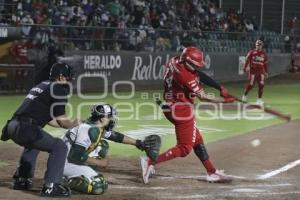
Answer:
[
  {"left": 256, "top": 159, "right": 300, "bottom": 180},
  {"left": 155, "top": 174, "right": 247, "bottom": 181},
  {"left": 155, "top": 159, "right": 300, "bottom": 183}
]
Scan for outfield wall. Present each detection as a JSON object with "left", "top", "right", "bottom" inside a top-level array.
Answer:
[{"left": 64, "top": 51, "right": 292, "bottom": 91}]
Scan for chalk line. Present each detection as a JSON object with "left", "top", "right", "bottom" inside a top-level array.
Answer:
[
  {"left": 156, "top": 174, "right": 246, "bottom": 180},
  {"left": 257, "top": 159, "right": 300, "bottom": 180},
  {"left": 161, "top": 191, "right": 300, "bottom": 199},
  {"left": 110, "top": 183, "right": 292, "bottom": 190}
]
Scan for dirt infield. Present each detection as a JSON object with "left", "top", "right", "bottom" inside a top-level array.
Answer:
[{"left": 0, "top": 119, "right": 299, "bottom": 200}]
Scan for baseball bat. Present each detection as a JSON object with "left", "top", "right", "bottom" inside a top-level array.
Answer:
[
  {"left": 156, "top": 97, "right": 291, "bottom": 122},
  {"left": 234, "top": 97, "right": 291, "bottom": 122}
]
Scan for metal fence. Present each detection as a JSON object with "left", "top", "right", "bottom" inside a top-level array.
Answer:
[
  {"left": 2, "top": 24, "right": 290, "bottom": 54},
  {"left": 0, "top": 63, "right": 35, "bottom": 94}
]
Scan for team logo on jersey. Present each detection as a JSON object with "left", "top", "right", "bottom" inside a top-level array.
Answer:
[
  {"left": 25, "top": 94, "right": 37, "bottom": 100},
  {"left": 254, "top": 56, "right": 264, "bottom": 62}
]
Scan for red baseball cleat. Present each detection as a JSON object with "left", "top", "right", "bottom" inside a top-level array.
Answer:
[{"left": 140, "top": 156, "right": 155, "bottom": 184}]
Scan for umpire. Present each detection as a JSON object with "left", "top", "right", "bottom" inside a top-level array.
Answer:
[{"left": 1, "top": 62, "right": 80, "bottom": 197}]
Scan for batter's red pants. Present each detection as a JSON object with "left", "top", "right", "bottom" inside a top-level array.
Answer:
[{"left": 150, "top": 104, "right": 216, "bottom": 173}]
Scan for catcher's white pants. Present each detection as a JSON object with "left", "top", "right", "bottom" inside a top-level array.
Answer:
[
  {"left": 63, "top": 161, "right": 97, "bottom": 179},
  {"left": 63, "top": 142, "right": 98, "bottom": 179}
]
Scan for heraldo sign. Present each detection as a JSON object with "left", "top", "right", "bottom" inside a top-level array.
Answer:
[
  {"left": 82, "top": 54, "right": 122, "bottom": 78},
  {"left": 131, "top": 54, "right": 170, "bottom": 80},
  {"left": 84, "top": 55, "right": 121, "bottom": 70},
  {"left": 67, "top": 51, "right": 176, "bottom": 90}
]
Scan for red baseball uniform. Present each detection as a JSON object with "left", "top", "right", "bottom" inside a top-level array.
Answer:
[
  {"left": 164, "top": 56, "right": 203, "bottom": 104},
  {"left": 243, "top": 49, "right": 268, "bottom": 99},
  {"left": 244, "top": 49, "right": 268, "bottom": 75},
  {"left": 10, "top": 42, "right": 31, "bottom": 64},
  {"left": 142, "top": 47, "right": 234, "bottom": 184},
  {"left": 151, "top": 56, "right": 215, "bottom": 174}
]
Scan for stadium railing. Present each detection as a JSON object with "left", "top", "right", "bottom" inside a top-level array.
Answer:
[
  {"left": 5, "top": 24, "right": 287, "bottom": 53},
  {"left": 0, "top": 63, "right": 35, "bottom": 94}
]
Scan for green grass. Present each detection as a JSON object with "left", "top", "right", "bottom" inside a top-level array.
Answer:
[
  {"left": 0, "top": 160, "right": 9, "bottom": 167},
  {"left": 1, "top": 83, "right": 299, "bottom": 157}
]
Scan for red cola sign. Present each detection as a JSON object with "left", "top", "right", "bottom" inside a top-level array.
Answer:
[{"left": 131, "top": 54, "right": 170, "bottom": 80}]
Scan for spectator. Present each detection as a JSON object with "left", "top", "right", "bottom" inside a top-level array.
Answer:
[
  {"left": 245, "top": 19, "right": 254, "bottom": 32},
  {"left": 33, "top": 27, "right": 50, "bottom": 49},
  {"left": 35, "top": 40, "right": 64, "bottom": 84},
  {"left": 290, "top": 53, "right": 300, "bottom": 72},
  {"left": 155, "top": 34, "right": 171, "bottom": 51},
  {"left": 22, "top": 0, "right": 33, "bottom": 13},
  {"left": 151, "top": 14, "right": 160, "bottom": 29},
  {"left": 296, "top": 37, "right": 300, "bottom": 53},
  {"left": 82, "top": 0, "right": 94, "bottom": 16},
  {"left": 284, "top": 35, "right": 291, "bottom": 53},
  {"left": 21, "top": 14, "right": 34, "bottom": 36},
  {"left": 32, "top": 10, "right": 45, "bottom": 24},
  {"left": 11, "top": 10, "right": 21, "bottom": 25},
  {"left": 10, "top": 36, "right": 33, "bottom": 91},
  {"left": 144, "top": 35, "right": 155, "bottom": 52},
  {"left": 129, "top": 30, "right": 139, "bottom": 50},
  {"left": 32, "top": 0, "right": 45, "bottom": 13},
  {"left": 132, "top": 5, "right": 145, "bottom": 26},
  {"left": 10, "top": 36, "right": 33, "bottom": 64},
  {"left": 0, "top": 0, "right": 267, "bottom": 51},
  {"left": 171, "top": 33, "right": 181, "bottom": 51},
  {"left": 288, "top": 15, "right": 297, "bottom": 35},
  {"left": 107, "top": 0, "right": 121, "bottom": 17}
]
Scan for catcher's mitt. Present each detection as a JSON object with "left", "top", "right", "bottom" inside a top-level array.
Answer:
[{"left": 144, "top": 135, "right": 161, "bottom": 162}]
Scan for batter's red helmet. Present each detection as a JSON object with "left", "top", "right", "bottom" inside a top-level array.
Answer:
[{"left": 180, "top": 47, "right": 206, "bottom": 69}]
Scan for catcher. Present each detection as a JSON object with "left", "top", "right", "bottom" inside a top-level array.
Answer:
[{"left": 62, "top": 103, "right": 161, "bottom": 194}]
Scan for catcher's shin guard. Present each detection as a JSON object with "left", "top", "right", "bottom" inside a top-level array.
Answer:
[{"left": 67, "top": 175, "right": 108, "bottom": 195}]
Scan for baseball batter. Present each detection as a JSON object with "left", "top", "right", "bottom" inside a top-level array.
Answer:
[
  {"left": 242, "top": 40, "right": 268, "bottom": 105},
  {"left": 63, "top": 104, "right": 161, "bottom": 194},
  {"left": 140, "top": 47, "right": 235, "bottom": 184}
]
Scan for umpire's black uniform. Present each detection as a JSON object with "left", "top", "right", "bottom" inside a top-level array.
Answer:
[{"left": 1, "top": 63, "right": 73, "bottom": 197}]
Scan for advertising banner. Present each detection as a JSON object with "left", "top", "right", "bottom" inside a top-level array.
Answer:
[{"left": 59, "top": 51, "right": 291, "bottom": 91}]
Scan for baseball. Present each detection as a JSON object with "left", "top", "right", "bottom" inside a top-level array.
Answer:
[{"left": 251, "top": 139, "right": 261, "bottom": 147}]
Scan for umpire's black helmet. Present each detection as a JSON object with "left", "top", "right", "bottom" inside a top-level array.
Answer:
[{"left": 49, "top": 62, "right": 74, "bottom": 81}]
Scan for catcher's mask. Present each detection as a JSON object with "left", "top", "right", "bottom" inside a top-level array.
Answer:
[{"left": 90, "top": 104, "right": 117, "bottom": 125}]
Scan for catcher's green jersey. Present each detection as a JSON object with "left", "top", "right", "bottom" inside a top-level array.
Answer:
[{"left": 63, "top": 122, "right": 105, "bottom": 164}]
